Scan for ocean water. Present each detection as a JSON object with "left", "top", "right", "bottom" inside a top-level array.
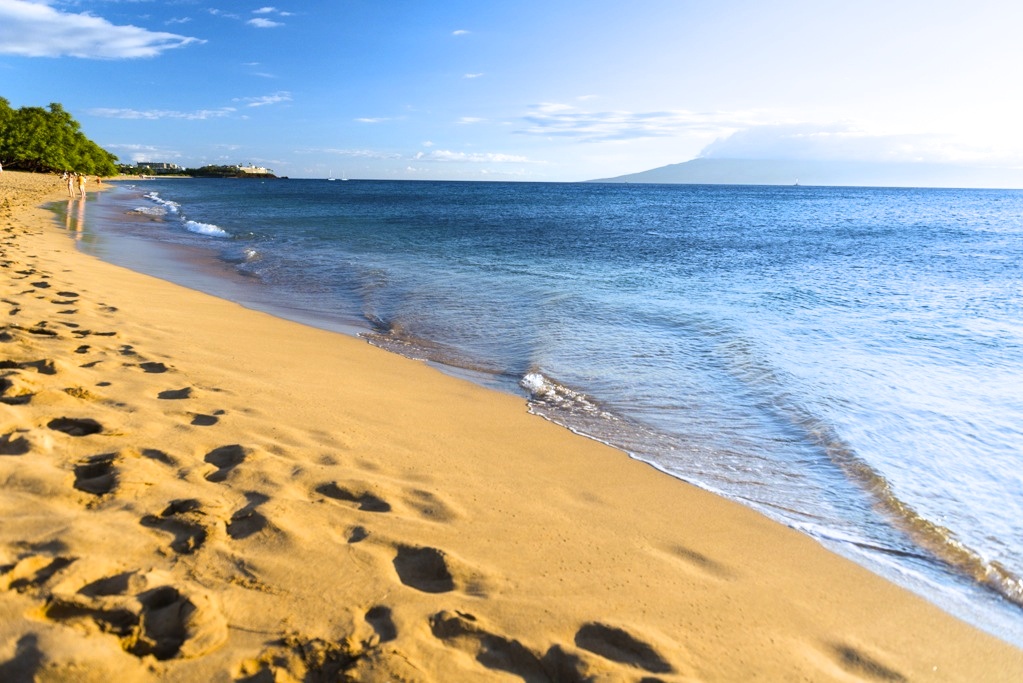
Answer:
[{"left": 65, "top": 179, "right": 1023, "bottom": 645}]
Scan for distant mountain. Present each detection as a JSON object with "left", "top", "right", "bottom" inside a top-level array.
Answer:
[{"left": 589, "top": 158, "right": 1023, "bottom": 189}]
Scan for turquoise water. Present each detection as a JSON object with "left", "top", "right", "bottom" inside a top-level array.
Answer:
[{"left": 68, "top": 179, "right": 1023, "bottom": 645}]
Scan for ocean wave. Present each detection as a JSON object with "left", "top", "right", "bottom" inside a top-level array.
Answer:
[
  {"left": 719, "top": 334, "right": 1023, "bottom": 607},
  {"left": 143, "top": 191, "right": 179, "bottom": 214},
  {"left": 128, "top": 206, "right": 167, "bottom": 216},
  {"left": 221, "top": 247, "right": 261, "bottom": 264},
  {"left": 520, "top": 371, "right": 615, "bottom": 420},
  {"left": 820, "top": 428, "right": 1023, "bottom": 607},
  {"left": 185, "top": 220, "right": 230, "bottom": 238}
]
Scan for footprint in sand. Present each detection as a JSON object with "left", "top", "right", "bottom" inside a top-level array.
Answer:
[
  {"left": 158, "top": 387, "right": 193, "bottom": 400},
  {"left": 0, "top": 376, "right": 35, "bottom": 405},
  {"left": 47, "top": 417, "right": 103, "bottom": 437},
  {"left": 1, "top": 555, "right": 77, "bottom": 593},
  {"left": 829, "top": 643, "right": 908, "bottom": 683},
  {"left": 140, "top": 499, "right": 210, "bottom": 554},
  {"left": 429, "top": 610, "right": 556, "bottom": 681},
  {"left": 190, "top": 412, "right": 220, "bottom": 427},
  {"left": 204, "top": 444, "right": 248, "bottom": 483},
  {"left": 227, "top": 492, "right": 270, "bottom": 540},
  {"left": 403, "top": 488, "right": 460, "bottom": 522},
  {"left": 315, "top": 482, "right": 391, "bottom": 512},
  {"left": 0, "top": 431, "right": 32, "bottom": 455},
  {"left": 0, "top": 358, "right": 57, "bottom": 375},
  {"left": 139, "top": 361, "right": 170, "bottom": 374},
  {"left": 73, "top": 453, "right": 119, "bottom": 496},
  {"left": 573, "top": 622, "right": 674, "bottom": 675},
  {"left": 392, "top": 545, "right": 455, "bottom": 594},
  {"left": 365, "top": 605, "right": 397, "bottom": 643},
  {"left": 42, "top": 569, "right": 228, "bottom": 660}
]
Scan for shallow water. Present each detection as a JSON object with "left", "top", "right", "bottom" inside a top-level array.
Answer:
[{"left": 66, "top": 179, "right": 1023, "bottom": 645}]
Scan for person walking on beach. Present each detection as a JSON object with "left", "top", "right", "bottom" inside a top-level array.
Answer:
[
  {"left": 66, "top": 172, "right": 76, "bottom": 198},
  {"left": 76, "top": 173, "right": 86, "bottom": 197}
]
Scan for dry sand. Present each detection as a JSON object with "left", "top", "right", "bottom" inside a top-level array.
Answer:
[{"left": 0, "top": 170, "right": 1020, "bottom": 681}]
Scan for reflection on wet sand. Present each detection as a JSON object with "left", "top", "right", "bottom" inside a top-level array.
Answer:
[{"left": 64, "top": 197, "right": 86, "bottom": 240}]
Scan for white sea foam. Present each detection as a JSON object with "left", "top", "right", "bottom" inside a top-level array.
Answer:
[
  {"left": 185, "top": 220, "right": 230, "bottom": 238},
  {"left": 144, "top": 191, "right": 180, "bottom": 214},
  {"left": 130, "top": 206, "right": 166, "bottom": 216},
  {"left": 520, "top": 372, "right": 613, "bottom": 419}
]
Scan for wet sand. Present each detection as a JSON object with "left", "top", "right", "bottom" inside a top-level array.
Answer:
[{"left": 1, "top": 170, "right": 1021, "bottom": 681}]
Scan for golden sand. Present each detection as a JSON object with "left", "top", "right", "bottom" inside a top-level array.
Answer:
[{"left": 0, "top": 170, "right": 1021, "bottom": 681}]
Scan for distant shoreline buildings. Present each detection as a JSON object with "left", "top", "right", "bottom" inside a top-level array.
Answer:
[{"left": 128, "top": 162, "right": 276, "bottom": 178}]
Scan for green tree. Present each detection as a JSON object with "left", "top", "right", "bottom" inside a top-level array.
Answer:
[{"left": 0, "top": 99, "right": 118, "bottom": 174}]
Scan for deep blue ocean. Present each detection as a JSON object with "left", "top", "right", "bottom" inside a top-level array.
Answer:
[{"left": 63, "top": 178, "right": 1023, "bottom": 645}]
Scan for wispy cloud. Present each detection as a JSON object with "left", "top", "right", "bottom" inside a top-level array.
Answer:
[
  {"left": 88, "top": 107, "right": 237, "bottom": 120},
  {"left": 211, "top": 5, "right": 291, "bottom": 28},
  {"left": 248, "top": 6, "right": 291, "bottom": 26},
  {"left": 0, "top": 0, "right": 202, "bottom": 59},
  {"left": 106, "top": 143, "right": 181, "bottom": 163},
  {"left": 414, "top": 150, "right": 533, "bottom": 163},
  {"left": 254, "top": 7, "right": 294, "bottom": 17},
  {"left": 247, "top": 17, "right": 282, "bottom": 28},
  {"left": 518, "top": 103, "right": 766, "bottom": 142},
  {"left": 234, "top": 91, "right": 292, "bottom": 107},
  {"left": 208, "top": 8, "right": 241, "bottom": 21},
  {"left": 458, "top": 117, "right": 484, "bottom": 124},
  {"left": 463, "top": 72, "right": 484, "bottom": 79},
  {"left": 304, "top": 148, "right": 403, "bottom": 160},
  {"left": 452, "top": 29, "right": 470, "bottom": 36}
]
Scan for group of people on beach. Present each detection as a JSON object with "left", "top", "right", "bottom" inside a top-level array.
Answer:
[{"left": 63, "top": 171, "right": 88, "bottom": 198}]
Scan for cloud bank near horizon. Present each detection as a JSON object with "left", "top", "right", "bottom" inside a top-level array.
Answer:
[{"left": 698, "top": 125, "right": 1006, "bottom": 165}]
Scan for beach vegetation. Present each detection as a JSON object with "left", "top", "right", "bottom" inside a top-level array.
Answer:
[{"left": 0, "top": 98, "right": 118, "bottom": 175}]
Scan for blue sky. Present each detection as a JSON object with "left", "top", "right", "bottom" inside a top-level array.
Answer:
[{"left": 2, "top": 0, "right": 1022, "bottom": 181}]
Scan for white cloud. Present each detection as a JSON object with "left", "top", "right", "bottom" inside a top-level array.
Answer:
[
  {"left": 0, "top": 0, "right": 202, "bottom": 58},
  {"left": 234, "top": 91, "right": 292, "bottom": 107},
  {"left": 208, "top": 8, "right": 241, "bottom": 20},
  {"left": 105, "top": 143, "right": 180, "bottom": 163},
  {"left": 458, "top": 117, "right": 484, "bottom": 124},
  {"left": 247, "top": 17, "right": 282, "bottom": 28},
  {"left": 518, "top": 103, "right": 769, "bottom": 142},
  {"left": 253, "top": 6, "right": 277, "bottom": 14},
  {"left": 304, "top": 147, "right": 403, "bottom": 160},
  {"left": 414, "top": 150, "right": 533, "bottom": 164},
  {"left": 463, "top": 72, "right": 484, "bottom": 79},
  {"left": 699, "top": 124, "right": 996, "bottom": 164},
  {"left": 89, "top": 107, "right": 236, "bottom": 120},
  {"left": 452, "top": 29, "right": 469, "bottom": 36}
]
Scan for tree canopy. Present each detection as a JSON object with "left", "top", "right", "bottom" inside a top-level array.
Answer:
[{"left": 0, "top": 98, "right": 118, "bottom": 175}]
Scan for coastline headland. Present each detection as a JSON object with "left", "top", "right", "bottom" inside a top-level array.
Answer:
[{"left": 0, "top": 171, "right": 1020, "bottom": 680}]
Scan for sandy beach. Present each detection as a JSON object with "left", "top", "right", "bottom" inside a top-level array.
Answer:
[{"left": 0, "top": 170, "right": 1020, "bottom": 681}]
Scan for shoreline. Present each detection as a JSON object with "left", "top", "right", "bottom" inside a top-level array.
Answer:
[{"left": 1, "top": 171, "right": 1021, "bottom": 680}]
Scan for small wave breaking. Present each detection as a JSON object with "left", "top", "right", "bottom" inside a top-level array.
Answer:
[
  {"left": 185, "top": 220, "right": 230, "bottom": 238},
  {"left": 144, "top": 191, "right": 180, "bottom": 214},
  {"left": 140, "top": 191, "right": 230, "bottom": 238},
  {"left": 520, "top": 371, "right": 615, "bottom": 420}
]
